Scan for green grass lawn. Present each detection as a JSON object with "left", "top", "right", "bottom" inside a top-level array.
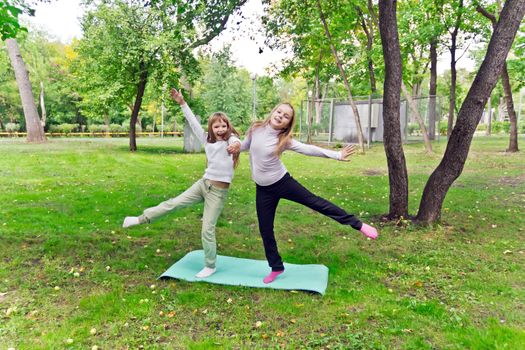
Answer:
[{"left": 1, "top": 136, "right": 524, "bottom": 349}]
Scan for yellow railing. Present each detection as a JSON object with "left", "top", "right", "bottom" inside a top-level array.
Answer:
[{"left": 0, "top": 132, "right": 184, "bottom": 137}]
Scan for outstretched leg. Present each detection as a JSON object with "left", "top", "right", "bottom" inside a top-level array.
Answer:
[
  {"left": 123, "top": 179, "right": 205, "bottom": 228},
  {"left": 281, "top": 176, "right": 378, "bottom": 239}
]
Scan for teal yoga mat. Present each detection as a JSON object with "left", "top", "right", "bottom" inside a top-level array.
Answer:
[{"left": 159, "top": 250, "right": 329, "bottom": 295}]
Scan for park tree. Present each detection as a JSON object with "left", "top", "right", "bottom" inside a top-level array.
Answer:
[
  {"left": 264, "top": 0, "right": 379, "bottom": 150},
  {"left": 416, "top": 0, "right": 525, "bottom": 223},
  {"left": 1, "top": 1, "right": 55, "bottom": 142},
  {"left": 77, "top": 0, "right": 247, "bottom": 151},
  {"left": 441, "top": 0, "right": 485, "bottom": 138},
  {"left": 476, "top": 1, "right": 519, "bottom": 152},
  {"left": 5, "top": 37, "right": 46, "bottom": 142},
  {"left": 195, "top": 46, "right": 252, "bottom": 128},
  {"left": 378, "top": 0, "right": 408, "bottom": 219},
  {"left": 379, "top": 0, "right": 524, "bottom": 223}
]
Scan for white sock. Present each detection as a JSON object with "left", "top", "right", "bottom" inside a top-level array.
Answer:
[
  {"left": 122, "top": 216, "right": 140, "bottom": 228},
  {"left": 195, "top": 267, "right": 216, "bottom": 278}
]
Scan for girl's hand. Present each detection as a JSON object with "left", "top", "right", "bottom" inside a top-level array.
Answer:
[
  {"left": 170, "top": 88, "right": 185, "bottom": 105},
  {"left": 227, "top": 141, "right": 241, "bottom": 155},
  {"left": 340, "top": 144, "right": 356, "bottom": 161}
]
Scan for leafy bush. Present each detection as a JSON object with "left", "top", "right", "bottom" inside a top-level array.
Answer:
[
  {"left": 408, "top": 123, "right": 420, "bottom": 135},
  {"left": 5, "top": 123, "right": 20, "bottom": 133},
  {"left": 491, "top": 121, "right": 510, "bottom": 134},
  {"left": 49, "top": 124, "right": 79, "bottom": 134},
  {"left": 145, "top": 124, "right": 155, "bottom": 132},
  {"left": 439, "top": 123, "right": 448, "bottom": 136},
  {"left": 109, "top": 124, "right": 123, "bottom": 133},
  {"left": 87, "top": 124, "right": 108, "bottom": 133}
]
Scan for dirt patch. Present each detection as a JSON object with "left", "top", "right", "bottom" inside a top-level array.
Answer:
[
  {"left": 498, "top": 174, "right": 525, "bottom": 187},
  {"left": 363, "top": 169, "right": 385, "bottom": 176}
]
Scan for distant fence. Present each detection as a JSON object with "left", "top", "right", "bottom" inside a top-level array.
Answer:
[{"left": 0, "top": 131, "right": 184, "bottom": 138}]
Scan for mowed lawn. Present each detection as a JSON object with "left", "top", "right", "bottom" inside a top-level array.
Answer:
[{"left": 0, "top": 136, "right": 524, "bottom": 349}]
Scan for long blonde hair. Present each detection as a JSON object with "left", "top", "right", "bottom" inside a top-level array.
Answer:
[
  {"left": 249, "top": 102, "right": 296, "bottom": 156},
  {"left": 207, "top": 112, "right": 240, "bottom": 168}
]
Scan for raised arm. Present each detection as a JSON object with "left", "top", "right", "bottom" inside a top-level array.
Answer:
[
  {"left": 170, "top": 88, "right": 206, "bottom": 144},
  {"left": 287, "top": 140, "right": 356, "bottom": 161}
]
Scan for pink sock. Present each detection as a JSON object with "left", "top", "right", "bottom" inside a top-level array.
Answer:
[
  {"left": 263, "top": 270, "right": 284, "bottom": 284},
  {"left": 360, "top": 223, "right": 379, "bottom": 240}
]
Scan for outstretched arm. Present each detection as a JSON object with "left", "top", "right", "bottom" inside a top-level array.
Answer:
[
  {"left": 170, "top": 88, "right": 206, "bottom": 144},
  {"left": 288, "top": 140, "right": 356, "bottom": 161}
]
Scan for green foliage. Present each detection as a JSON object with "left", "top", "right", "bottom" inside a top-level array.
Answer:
[
  {"left": 0, "top": 0, "right": 27, "bottom": 40},
  {"left": 4, "top": 121, "right": 19, "bottom": 132},
  {"left": 48, "top": 123, "right": 79, "bottom": 134},
  {"left": 195, "top": 46, "right": 253, "bottom": 128},
  {"left": 439, "top": 123, "right": 448, "bottom": 136},
  {"left": 491, "top": 121, "right": 511, "bottom": 134}
]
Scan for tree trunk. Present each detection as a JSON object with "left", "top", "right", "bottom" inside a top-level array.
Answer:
[
  {"left": 476, "top": 4, "right": 519, "bottom": 152},
  {"left": 39, "top": 81, "right": 47, "bottom": 129},
  {"left": 502, "top": 65, "right": 519, "bottom": 152},
  {"left": 317, "top": 0, "right": 366, "bottom": 152},
  {"left": 416, "top": 0, "right": 525, "bottom": 223},
  {"left": 428, "top": 39, "right": 438, "bottom": 140},
  {"left": 356, "top": 3, "right": 377, "bottom": 93},
  {"left": 448, "top": 44, "right": 457, "bottom": 138},
  {"left": 130, "top": 63, "right": 148, "bottom": 151},
  {"left": 401, "top": 81, "right": 433, "bottom": 153},
  {"left": 486, "top": 96, "right": 492, "bottom": 135},
  {"left": 447, "top": 0, "right": 463, "bottom": 138},
  {"left": 306, "top": 88, "right": 314, "bottom": 144},
  {"left": 5, "top": 39, "right": 46, "bottom": 143},
  {"left": 378, "top": 0, "right": 409, "bottom": 219},
  {"left": 104, "top": 114, "right": 110, "bottom": 138}
]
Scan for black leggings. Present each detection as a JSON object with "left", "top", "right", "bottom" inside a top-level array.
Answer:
[{"left": 255, "top": 173, "right": 362, "bottom": 271}]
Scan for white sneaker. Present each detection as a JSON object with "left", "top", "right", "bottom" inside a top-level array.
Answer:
[
  {"left": 195, "top": 267, "right": 216, "bottom": 278},
  {"left": 122, "top": 216, "right": 140, "bottom": 228}
]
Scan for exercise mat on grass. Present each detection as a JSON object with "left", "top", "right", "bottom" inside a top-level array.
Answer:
[{"left": 159, "top": 250, "right": 329, "bottom": 295}]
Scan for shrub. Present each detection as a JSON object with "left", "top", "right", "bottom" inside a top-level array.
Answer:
[
  {"left": 145, "top": 124, "right": 155, "bottom": 132},
  {"left": 5, "top": 123, "right": 20, "bottom": 133},
  {"left": 439, "top": 123, "right": 448, "bottom": 136},
  {"left": 88, "top": 124, "right": 108, "bottom": 134},
  {"left": 49, "top": 124, "right": 79, "bottom": 134},
  {"left": 109, "top": 124, "right": 123, "bottom": 133},
  {"left": 491, "top": 121, "right": 510, "bottom": 134},
  {"left": 408, "top": 123, "right": 420, "bottom": 136}
]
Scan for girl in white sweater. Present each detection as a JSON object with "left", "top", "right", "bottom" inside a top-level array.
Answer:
[
  {"left": 123, "top": 89, "right": 240, "bottom": 278},
  {"left": 227, "top": 102, "right": 378, "bottom": 283}
]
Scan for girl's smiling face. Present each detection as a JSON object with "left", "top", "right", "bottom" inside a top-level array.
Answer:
[
  {"left": 269, "top": 104, "right": 294, "bottom": 130},
  {"left": 212, "top": 120, "right": 228, "bottom": 140}
]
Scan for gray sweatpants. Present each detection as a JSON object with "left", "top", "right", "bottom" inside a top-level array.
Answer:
[{"left": 139, "top": 178, "right": 229, "bottom": 268}]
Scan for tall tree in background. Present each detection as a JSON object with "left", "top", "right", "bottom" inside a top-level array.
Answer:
[
  {"left": 78, "top": 0, "right": 247, "bottom": 151},
  {"left": 317, "top": 0, "right": 366, "bottom": 152},
  {"left": 5, "top": 37, "right": 46, "bottom": 142},
  {"left": 476, "top": 2, "right": 519, "bottom": 152},
  {"left": 378, "top": 0, "right": 408, "bottom": 219},
  {"left": 416, "top": 0, "right": 525, "bottom": 223}
]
